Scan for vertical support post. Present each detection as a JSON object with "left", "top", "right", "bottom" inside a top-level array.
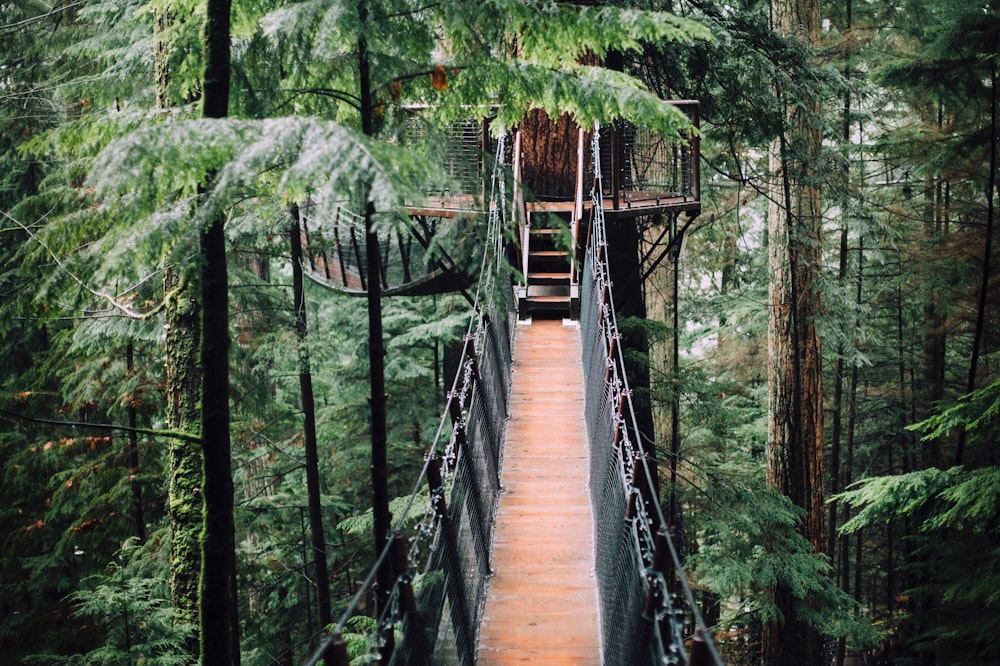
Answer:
[
  {"left": 572, "top": 127, "right": 585, "bottom": 286},
  {"left": 426, "top": 455, "right": 474, "bottom": 660},
  {"left": 611, "top": 123, "right": 620, "bottom": 211},
  {"left": 303, "top": 632, "right": 351, "bottom": 666},
  {"left": 690, "top": 103, "right": 700, "bottom": 202},
  {"left": 390, "top": 534, "right": 429, "bottom": 665}
]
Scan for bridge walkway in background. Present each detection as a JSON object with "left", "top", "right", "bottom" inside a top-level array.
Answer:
[{"left": 476, "top": 318, "right": 600, "bottom": 664}]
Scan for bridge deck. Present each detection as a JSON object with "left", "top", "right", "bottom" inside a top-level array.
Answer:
[{"left": 476, "top": 319, "right": 601, "bottom": 664}]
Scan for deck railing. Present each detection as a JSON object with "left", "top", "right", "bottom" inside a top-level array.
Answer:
[{"left": 596, "top": 100, "right": 700, "bottom": 211}]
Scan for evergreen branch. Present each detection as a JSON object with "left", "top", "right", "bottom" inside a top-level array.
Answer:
[
  {"left": 0, "top": 407, "right": 201, "bottom": 444},
  {"left": 0, "top": 3, "right": 84, "bottom": 33},
  {"left": 283, "top": 88, "right": 361, "bottom": 109},
  {"left": 1, "top": 208, "right": 161, "bottom": 320},
  {"left": 378, "top": 2, "right": 440, "bottom": 20}
]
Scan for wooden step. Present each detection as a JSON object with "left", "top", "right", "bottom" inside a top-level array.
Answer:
[
  {"left": 529, "top": 249, "right": 567, "bottom": 258},
  {"left": 526, "top": 294, "right": 571, "bottom": 305},
  {"left": 528, "top": 271, "right": 572, "bottom": 285}
]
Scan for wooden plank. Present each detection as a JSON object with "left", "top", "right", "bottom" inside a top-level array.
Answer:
[{"left": 476, "top": 319, "right": 601, "bottom": 664}]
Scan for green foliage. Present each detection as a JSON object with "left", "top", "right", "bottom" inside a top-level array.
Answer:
[
  {"left": 836, "top": 369, "right": 1000, "bottom": 660},
  {"left": 909, "top": 376, "right": 1000, "bottom": 446},
  {"left": 22, "top": 537, "right": 191, "bottom": 666}
]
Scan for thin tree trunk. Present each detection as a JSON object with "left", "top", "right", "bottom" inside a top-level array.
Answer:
[
  {"left": 289, "top": 208, "right": 333, "bottom": 636},
  {"left": 828, "top": 227, "right": 846, "bottom": 562},
  {"left": 922, "top": 141, "right": 944, "bottom": 468},
  {"left": 956, "top": 47, "right": 997, "bottom": 465},
  {"left": 829, "top": 0, "right": 852, "bottom": 583},
  {"left": 125, "top": 341, "right": 146, "bottom": 543},
  {"left": 199, "top": 1, "right": 238, "bottom": 664}
]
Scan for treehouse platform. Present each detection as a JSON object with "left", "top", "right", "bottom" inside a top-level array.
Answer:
[{"left": 298, "top": 102, "right": 701, "bottom": 314}]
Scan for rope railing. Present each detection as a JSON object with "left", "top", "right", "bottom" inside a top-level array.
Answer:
[
  {"left": 303, "top": 134, "right": 514, "bottom": 666},
  {"left": 581, "top": 125, "right": 723, "bottom": 666}
]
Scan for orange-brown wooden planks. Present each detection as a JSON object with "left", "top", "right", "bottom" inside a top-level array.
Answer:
[{"left": 476, "top": 319, "right": 601, "bottom": 664}]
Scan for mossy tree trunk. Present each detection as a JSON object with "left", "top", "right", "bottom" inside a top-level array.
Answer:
[
  {"left": 165, "top": 269, "right": 203, "bottom": 656},
  {"left": 156, "top": 7, "right": 204, "bottom": 658}
]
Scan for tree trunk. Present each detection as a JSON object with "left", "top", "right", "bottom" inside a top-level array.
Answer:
[
  {"left": 199, "top": 1, "right": 238, "bottom": 664},
  {"left": 956, "top": 48, "right": 997, "bottom": 465},
  {"left": 357, "top": 4, "right": 394, "bottom": 661},
  {"left": 763, "top": 0, "right": 825, "bottom": 663},
  {"left": 289, "top": 208, "right": 333, "bottom": 635},
  {"left": 125, "top": 341, "right": 146, "bottom": 543},
  {"left": 519, "top": 110, "right": 580, "bottom": 201},
  {"left": 922, "top": 172, "right": 945, "bottom": 468},
  {"left": 157, "top": 6, "right": 203, "bottom": 654}
]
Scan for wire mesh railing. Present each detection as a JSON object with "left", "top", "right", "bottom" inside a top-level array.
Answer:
[
  {"left": 581, "top": 125, "right": 723, "bottom": 666},
  {"left": 298, "top": 202, "right": 475, "bottom": 296},
  {"left": 303, "top": 134, "right": 514, "bottom": 666},
  {"left": 590, "top": 101, "right": 701, "bottom": 211}
]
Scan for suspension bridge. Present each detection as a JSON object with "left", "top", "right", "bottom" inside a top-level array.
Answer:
[{"left": 300, "top": 104, "right": 723, "bottom": 665}]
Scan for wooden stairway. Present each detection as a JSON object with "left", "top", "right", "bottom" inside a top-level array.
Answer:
[{"left": 518, "top": 212, "right": 578, "bottom": 319}]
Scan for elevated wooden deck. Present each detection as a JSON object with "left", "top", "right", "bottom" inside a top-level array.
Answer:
[{"left": 476, "top": 319, "right": 601, "bottom": 664}]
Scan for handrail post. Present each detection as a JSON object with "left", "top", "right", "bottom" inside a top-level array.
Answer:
[
  {"left": 390, "top": 534, "right": 430, "bottom": 665},
  {"left": 688, "top": 628, "right": 714, "bottom": 666},
  {"left": 303, "top": 632, "right": 351, "bottom": 666},
  {"left": 610, "top": 123, "right": 620, "bottom": 210},
  {"left": 425, "top": 455, "right": 475, "bottom": 660}
]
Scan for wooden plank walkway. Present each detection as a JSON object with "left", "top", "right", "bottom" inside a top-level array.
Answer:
[{"left": 476, "top": 319, "right": 601, "bottom": 664}]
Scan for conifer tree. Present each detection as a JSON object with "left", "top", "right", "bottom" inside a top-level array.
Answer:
[{"left": 763, "top": 0, "right": 826, "bottom": 662}]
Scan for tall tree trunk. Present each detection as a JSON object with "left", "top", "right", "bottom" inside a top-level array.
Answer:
[
  {"left": 763, "top": 0, "right": 825, "bottom": 663},
  {"left": 357, "top": 3, "right": 393, "bottom": 661},
  {"left": 156, "top": 8, "right": 203, "bottom": 658},
  {"left": 828, "top": 0, "right": 852, "bottom": 581},
  {"left": 199, "top": 1, "right": 238, "bottom": 664},
  {"left": 922, "top": 171, "right": 945, "bottom": 468},
  {"left": 828, "top": 227, "right": 846, "bottom": 561},
  {"left": 165, "top": 268, "right": 202, "bottom": 656},
  {"left": 956, "top": 47, "right": 997, "bottom": 465},
  {"left": 289, "top": 208, "right": 333, "bottom": 636}
]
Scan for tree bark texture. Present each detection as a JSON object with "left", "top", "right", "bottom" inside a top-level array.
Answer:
[
  {"left": 158, "top": 0, "right": 203, "bottom": 648},
  {"left": 358, "top": 4, "right": 394, "bottom": 659},
  {"left": 764, "top": 0, "right": 825, "bottom": 663},
  {"left": 125, "top": 341, "right": 146, "bottom": 544},
  {"left": 164, "top": 280, "right": 204, "bottom": 655},
  {"left": 199, "top": 1, "right": 238, "bottom": 664},
  {"left": 518, "top": 109, "right": 580, "bottom": 201}
]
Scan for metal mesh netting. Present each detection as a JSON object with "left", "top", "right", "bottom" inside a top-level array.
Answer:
[
  {"left": 304, "top": 135, "right": 515, "bottom": 666},
  {"left": 580, "top": 127, "right": 723, "bottom": 666},
  {"left": 299, "top": 204, "right": 442, "bottom": 292},
  {"left": 403, "top": 114, "right": 492, "bottom": 199},
  {"left": 599, "top": 123, "right": 694, "bottom": 199}
]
